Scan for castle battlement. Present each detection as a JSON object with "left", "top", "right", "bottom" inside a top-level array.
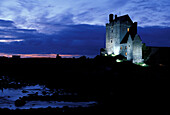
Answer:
[{"left": 101, "top": 14, "right": 143, "bottom": 63}]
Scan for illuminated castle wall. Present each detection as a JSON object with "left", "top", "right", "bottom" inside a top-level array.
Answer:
[{"left": 104, "top": 14, "right": 143, "bottom": 63}]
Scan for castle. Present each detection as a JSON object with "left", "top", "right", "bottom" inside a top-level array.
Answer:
[{"left": 101, "top": 14, "right": 143, "bottom": 63}]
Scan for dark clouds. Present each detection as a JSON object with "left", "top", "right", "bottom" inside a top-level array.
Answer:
[
  {"left": 0, "top": 19, "right": 105, "bottom": 57},
  {"left": 1, "top": 18, "right": 170, "bottom": 57},
  {"left": 138, "top": 27, "right": 170, "bottom": 47},
  {"left": 0, "top": 19, "right": 15, "bottom": 27}
]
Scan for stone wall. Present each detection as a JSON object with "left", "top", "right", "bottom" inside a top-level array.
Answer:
[
  {"left": 127, "top": 36, "right": 133, "bottom": 61},
  {"left": 132, "top": 35, "right": 143, "bottom": 63},
  {"left": 120, "top": 44, "right": 127, "bottom": 57},
  {"left": 120, "top": 23, "right": 132, "bottom": 42},
  {"left": 106, "top": 23, "right": 114, "bottom": 54}
]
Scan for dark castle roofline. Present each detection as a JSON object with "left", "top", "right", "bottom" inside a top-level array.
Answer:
[
  {"left": 120, "top": 32, "right": 130, "bottom": 44},
  {"left": 120, "top": 21, "right": 138, "bottom": 44},
  {"left": 120, "top": 33, "right": 142, "bottom": 44},
  {"left": 116, "top": 14, "right": 133, "bottom": 23},
  {"left": 109, "top": 14, "right": 133, "bottom": 23}
]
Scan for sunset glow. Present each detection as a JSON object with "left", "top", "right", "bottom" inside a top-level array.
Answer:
[{"left": 0, "top": 53, "right": 80, "bottom": 58}]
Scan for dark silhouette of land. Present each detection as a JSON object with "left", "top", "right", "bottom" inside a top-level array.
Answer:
[{"left": 0, "top": 55, "right": 170, "bottom": 114}]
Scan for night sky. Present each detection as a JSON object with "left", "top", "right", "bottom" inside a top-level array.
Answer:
[{"left": 0, "top": 0, "right": 170, "bottom": 58}]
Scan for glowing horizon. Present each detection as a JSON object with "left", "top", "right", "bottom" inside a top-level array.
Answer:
[{"left": 0, "top": 53, "right": 80, "bottom": 58}]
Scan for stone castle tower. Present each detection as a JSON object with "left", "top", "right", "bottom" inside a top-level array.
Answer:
[{"left": 102, "top": 14, "right": 143, "bottom": 63}]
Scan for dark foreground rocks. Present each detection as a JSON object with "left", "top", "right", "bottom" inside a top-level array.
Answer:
[
  {"left": 1, "top": 56, "right": 170, "bottom": 114},
  {"left": 15, "top": 99, "right": 26, "bottom": 107}
]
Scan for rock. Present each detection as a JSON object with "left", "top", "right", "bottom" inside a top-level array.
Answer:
[
  {"left": 15, "top": 99, "right": 26, "bottom": 107},
  {"left": 22, "top": 90, "right": 28, "bottom": 93},
  {"left": 42, "top": 91, "right": 47, "bottom": 95}
]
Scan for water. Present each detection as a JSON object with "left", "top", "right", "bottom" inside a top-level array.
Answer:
[{"left": 0, "top": 84, "right": 96, "bottom": 110}]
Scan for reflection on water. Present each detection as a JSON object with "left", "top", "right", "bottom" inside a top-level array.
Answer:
[{"left": 0, "top": 84, "right": 96, "bottom": 110}]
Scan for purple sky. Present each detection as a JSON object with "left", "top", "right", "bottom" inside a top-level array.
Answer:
[{"left": 0, "top": 0, "right": 170, "bottom": 57}]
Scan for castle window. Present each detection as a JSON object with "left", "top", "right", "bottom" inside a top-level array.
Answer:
[
  {"left": 111, "top": 40, "right": 112, "bottom": 43},
  {"left": 125, "top": 52, "right": 127, "bottom": 56},
  {"left": 125, "top": 46, "right": 127, "bottom": 49},
  {"left": 120, "top": 46, "right": 122, "bottom": 50},
  {"left": 127, "top": 28, "right": 129, "bottom": 32},
  {"left": 112, "top": 30, "right": 113, "bottom": 33}
]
